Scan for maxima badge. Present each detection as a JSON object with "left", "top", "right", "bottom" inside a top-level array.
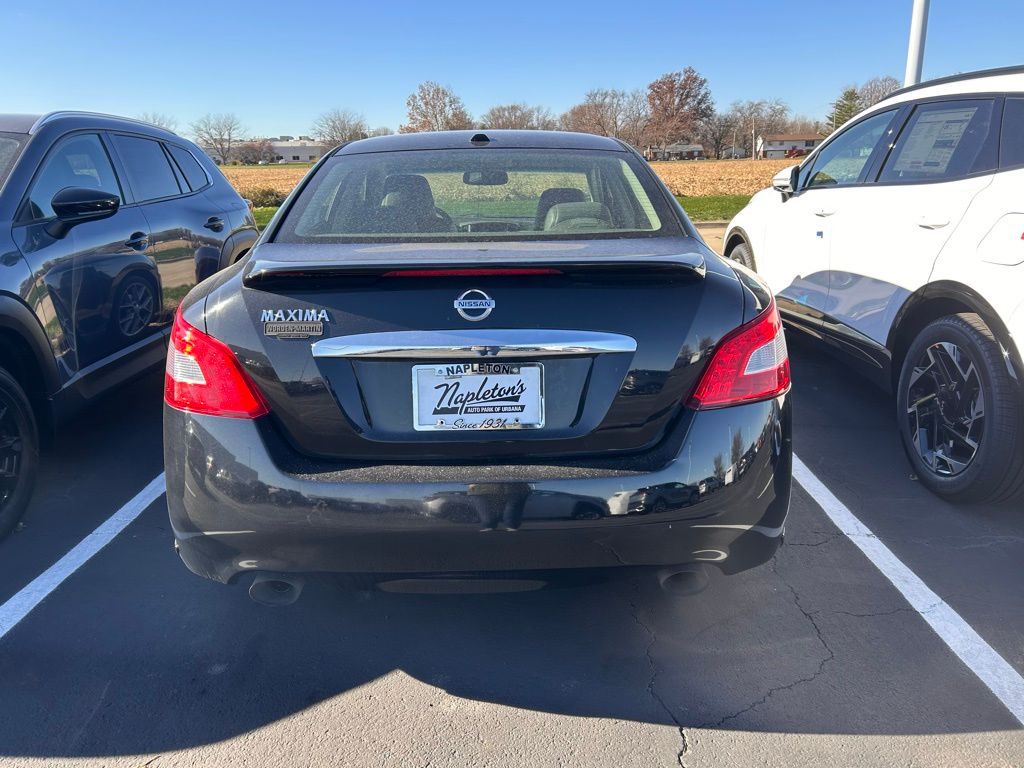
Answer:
[
  {"left": 261, "top": 308, "right": 329, "bottom": 339},
  {"left": 454, "top": 289, "right": 495, "bottom": 322}
]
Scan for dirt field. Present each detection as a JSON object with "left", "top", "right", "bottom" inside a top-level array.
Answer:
[
  {"left": 221, "top": 158, "right": 795, "bottom": 199},
  {"left": 650, "top": 158, "right": 794, "bottom": 196}
]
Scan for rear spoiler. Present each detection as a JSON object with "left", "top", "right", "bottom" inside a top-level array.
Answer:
[{"left": 243, "top": 252, "right": 706, "bottom": 287}]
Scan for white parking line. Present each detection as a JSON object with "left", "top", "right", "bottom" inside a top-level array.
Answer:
[
  {"left": 0, "top": 473, "right": 165, "bottom": 641},
  {"left": 793, "top": 455, "right": 1024, "bottom": 726},
  {"left": 3, "top": 455, "right": 1023, "bottom": 730}
]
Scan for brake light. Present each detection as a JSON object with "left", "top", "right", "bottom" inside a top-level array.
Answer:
[
  {"left": 165, "top": 307, "right": 269, "bottom": 418},
  {"left": 688, "top": 300, "right": 790, "bottom": 409},
  {"left": 382, "top": 268, "right": 562, "bottom": 277}
]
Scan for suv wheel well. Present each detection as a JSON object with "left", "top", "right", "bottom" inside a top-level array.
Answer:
[
  {"left": 724, "top": 233, "right": 746, "bottom": 256},
  {"left": 890, "top": 297, "right": 979, "bottom": 388},
  {"left": 0, "top": 329, "right": 50, "bottom": 435}
]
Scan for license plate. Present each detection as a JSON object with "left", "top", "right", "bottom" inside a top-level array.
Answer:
[{"left": 412, "top": 362, "right": 544, "bottom": 431}]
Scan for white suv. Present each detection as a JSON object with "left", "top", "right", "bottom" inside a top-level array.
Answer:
[{"left": 724, "top": 65, "right": 1024, "bottom": 503}]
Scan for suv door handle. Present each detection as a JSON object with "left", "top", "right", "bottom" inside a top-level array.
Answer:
[
  {"left": 203, "top": 217, "right": 225, "bottom": 232},
  {"left": 918, "top": 217, "right": 949, "bottom": 230},
  {"left": 125, "top": 232, "right": 149, "bottom": 250},
  {"left": 814, "top": 208, "right": 836, "bottom": 217}
]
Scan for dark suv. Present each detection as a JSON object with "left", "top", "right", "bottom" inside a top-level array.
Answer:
[{"left": 0, "top": 112, "right": 257, "bottom": 536}]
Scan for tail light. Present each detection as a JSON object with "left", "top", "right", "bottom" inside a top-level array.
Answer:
[
  {"left": 688, "top": 300, "right": 790, "bottom": 409},
  {"left": 165, "top": 307, "right": 269, "bottom": 418}
]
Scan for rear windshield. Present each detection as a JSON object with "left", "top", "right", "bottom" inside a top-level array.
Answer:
[
  {"left": 0, "top": 133, "right": 27, "bottom": 188},
  {"left": 274, "top": 148, "right": 680, "bottom": 243}
]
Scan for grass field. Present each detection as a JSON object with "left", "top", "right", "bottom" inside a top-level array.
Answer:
[
  {"left": 231, "top": 158, "right": 783, "bottom": 226},
  {"left": 675, "top": 194, "right": 751, "bottom": 221},
  {"left": 253, "top": 207, "right": 277, "bottom": 230}
]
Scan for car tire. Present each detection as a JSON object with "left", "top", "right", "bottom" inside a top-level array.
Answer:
[
  {"left": 112, "top": 275, "right": 157, "bottom": 340},
  {"left": 0, "top": 367, "right": 39, "bottom": 539},
  {"left": 729, "top": 241, "right": 756, "bottom": 271},
  {"left": 896, "top": 313, "right": 1024, "bottom": 503}
]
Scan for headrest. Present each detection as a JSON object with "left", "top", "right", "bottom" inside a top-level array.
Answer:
[
  {"left": 382, "top": 174, "right": 435, "bottom": 209},
  {"left": 543, "top": 201, "right": 612, "bottom": 231}
]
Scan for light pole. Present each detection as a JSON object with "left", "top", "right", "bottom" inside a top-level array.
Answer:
[{"left": 904, "top": 0, "right": 930, "bottom": 86}]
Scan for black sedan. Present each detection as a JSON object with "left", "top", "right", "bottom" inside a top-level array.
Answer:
[{"left": 162, "top": 130, "right": 792, "bottom": 604}]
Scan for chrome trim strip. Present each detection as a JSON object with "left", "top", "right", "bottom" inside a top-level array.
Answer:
[{"left": 311, "top": 329, "right": 637, "bottom": 359}]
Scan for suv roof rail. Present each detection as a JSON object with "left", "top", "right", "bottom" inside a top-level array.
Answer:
[
  {"left": 887, "top": 64, "right": 1024, "bottom": 100},
  {"left": 29, "top": 111, "right": 178, "bottom": 135}
]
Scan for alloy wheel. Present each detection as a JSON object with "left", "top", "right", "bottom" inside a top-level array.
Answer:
[
  {"left": 118, "top": 281, "right": 155, "bottom": 337},
  {"left": 906, "top": 341, "right": 985, "bottom": 477},
  {"left": 0, "top": 402, "right": 22, "bottom": 510}
]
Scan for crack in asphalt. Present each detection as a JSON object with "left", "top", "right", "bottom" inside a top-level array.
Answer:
[
  {"left": 809, "top": 602, "right": 941, "bottom": 620},
  {"left": 628, "top": 589, "right": 690, "bottom": 767},
  {"left": 783, "top": 532, "right": 845, "bottom": 547},
  {"left": 703, "top": 560, "right": 836, "bottom": 730}
]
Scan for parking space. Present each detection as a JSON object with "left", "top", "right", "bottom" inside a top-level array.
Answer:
[{"left": 0, "top": 341, "right": 1021, "bottom": 767}]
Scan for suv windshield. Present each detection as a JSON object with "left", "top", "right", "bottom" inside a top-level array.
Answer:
[
  {"left": 275, "top": 148, "right": 680, "bottom": 243},
  {"left": 0, "top": 133, "right": 26, "bottom": 188}
]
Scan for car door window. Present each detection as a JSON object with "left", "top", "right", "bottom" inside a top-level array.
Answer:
[
  {"left": 999, "top": 97, "right": 1024, "bottom": 170},
  {"left": 878, "top": 99, "right": 997, "bottom": 183},
  {"left": 111, "top": 134, "right": 182, "bottom": 201},
  {"left": 20, "top": 133, "right": 122, "bottom": 222},
  {"left": 166, "top": 144, "right": 210, "bottom": 191},
  {"left": 803, "top": 109, "right": 898, "bottom": 190}
]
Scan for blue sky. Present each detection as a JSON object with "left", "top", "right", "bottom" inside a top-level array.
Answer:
[{"left": 4, "top": 0, "right": 1022, "bottom": 137}]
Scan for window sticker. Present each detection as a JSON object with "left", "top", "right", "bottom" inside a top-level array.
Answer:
[{"left": 893, "top": 108, "right": 977, "bottom": 176}]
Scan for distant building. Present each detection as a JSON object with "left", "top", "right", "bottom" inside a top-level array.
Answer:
[
  {"left": 646, "top": 143, "right": 705, "bottom": 161},
  {"left": 721, "top": 145, "right": 747, "bottom": 159},
  {"left": 199, "top": 135, "right": 327, "bottom": 164},
  {"left": 269, "top": 137, "right": 326, "bottom": 163},
  {"left": 756, "top": 133, "right": 824, "bottom": 159}
]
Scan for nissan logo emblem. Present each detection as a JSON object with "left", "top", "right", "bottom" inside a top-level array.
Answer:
[{"left": 454, "top": 289, "right": 495, "bottom": 322}]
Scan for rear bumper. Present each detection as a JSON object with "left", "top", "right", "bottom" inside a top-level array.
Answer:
[{"left": 164, "top": 396, "right": 792, "bottom": 584}]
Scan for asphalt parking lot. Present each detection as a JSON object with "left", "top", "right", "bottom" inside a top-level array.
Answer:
[{"left": 1, "top": 285, "right": 1022, "bottom": 765}]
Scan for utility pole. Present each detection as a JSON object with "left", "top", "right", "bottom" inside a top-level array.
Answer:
[{"left": 904, "top": 0, "right": 930, "bottom": 86}]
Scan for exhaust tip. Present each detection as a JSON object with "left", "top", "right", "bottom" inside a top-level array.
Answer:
[
  {"left": 658, "top": 565, "right": 709, "bottom": 596},
  {"left": 249, "top": 574, "right": 304, "bottom": 606}
]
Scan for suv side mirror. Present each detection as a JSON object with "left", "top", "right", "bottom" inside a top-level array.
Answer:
[
  {"left": 46, "top": 187, "right": 120, "bottom": 238},
  {"left": 771, "top": 165, "right": 800, "bottom": 199}
]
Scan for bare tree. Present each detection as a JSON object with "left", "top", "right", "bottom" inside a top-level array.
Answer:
[
  {"left": 191, "top": 113, "right": 244, "bottom": 164},
  {"left": 559, "top": 89, "right": 631, "bottom": 137},
  {"left": 712, "top": 454, "right": 726, "bottom": 483},
  {"left": 784, "top": 114, "right": 825, "bottom": 135},
  {"left": 858, "top": 75, "right": 901, "bottom": 108},
  {"left": 698, "top": 111, "right": 736, "bottom": 159},
  {"left": 559, "top": 101, "right": 601, "bottom": 134},
  {"left": 235, "top": 139, "right": 276, "bottom": 164},
  {"left": 727, "top": 99, "right": 790, "bottom": 157},
  {"left": 137, "top": 112, "right": 178, "bottom": 132},
  {"left": 400, "top": 82, "right": 472, "bottom": 133},
  {"left": 646, "top": 67, "right": 714, "bottom": 150},
  {"left": 311, "top": 108, "right": 369, "bottom": 147},
  {"left": 730, "top": 429, "right": 744, "bottom": 469},
  {"left": 367, "top": 126, "right": 394, "bottom": 137},
  {"left": 618, "top": 89, "right": 652, "bottom": 149},
  {"left": 480, "top": 103, "right": 556, "bottom": 130}
]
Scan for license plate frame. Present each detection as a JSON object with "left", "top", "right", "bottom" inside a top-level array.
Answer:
[{"left": 411, "top": 362, "right": 545, "bottom": 432}]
